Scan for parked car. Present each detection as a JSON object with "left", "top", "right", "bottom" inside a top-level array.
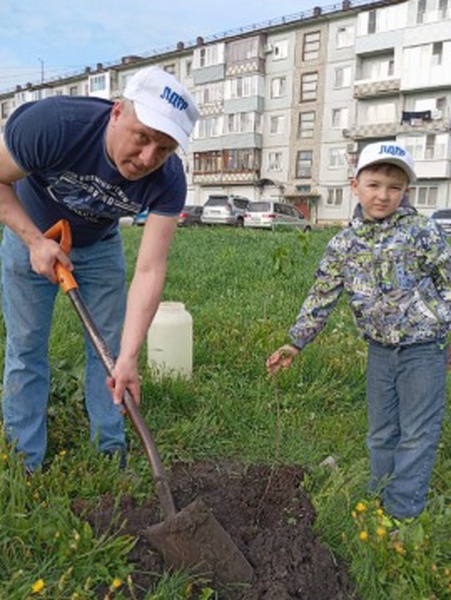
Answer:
[
  {"left": 431, "top": 209, "right": 451, "bottom": 235},
  {"left": 244, "top": 201, "right": 312, "bottom": 232},
  {"left": 178, "top": 205, "right": 203, "bottom": 227},
  {"left": 201, "top": 195, "right": 250, "bottom": 227},
  {"left": 133, "top": 209, "right": 149, "bottom": 226}
]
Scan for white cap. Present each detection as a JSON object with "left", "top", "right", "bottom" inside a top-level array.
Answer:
[
  {"left": 355, "top": 142, "right": 416, "bottom": 183},
  {"left": 123, "top": 66, "right": 199, "bottom": 151}
]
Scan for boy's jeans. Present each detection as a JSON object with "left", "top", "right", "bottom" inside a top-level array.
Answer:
[
  {"left": 366, "top": 339, "right": 447, "bottom": 519},
  {"left": 1, "top": 227, "right": 127, "bottom": 470}
]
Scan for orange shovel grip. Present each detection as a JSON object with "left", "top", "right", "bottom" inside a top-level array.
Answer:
[{"left": 43, "top": 219, "right": 78, "bottom": 293}]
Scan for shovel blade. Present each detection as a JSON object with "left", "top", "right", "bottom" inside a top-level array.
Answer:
[{"left": 145, "top": 497, "right": 254, "bottom": 586}]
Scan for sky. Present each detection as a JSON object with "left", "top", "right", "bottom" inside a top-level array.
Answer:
[{"left": 0, "top": 0, "right": 327, "bottom": 92}]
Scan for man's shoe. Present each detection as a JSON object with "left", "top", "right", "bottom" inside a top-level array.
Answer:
[{"left": 102, "top": 448, "right": 127, "bottom": 470}]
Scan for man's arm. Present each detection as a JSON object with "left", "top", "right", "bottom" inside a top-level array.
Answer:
[
  {"left": 109, "top": 212, "right": 179, "bottom": 404},
  {"left": 0, "top": 136, "right": 72, "bottom": 282}
]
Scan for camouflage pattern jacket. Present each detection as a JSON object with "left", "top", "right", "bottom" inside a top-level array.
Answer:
[{"left": 289, "top": 205, "right": 451, "bottom": 349}]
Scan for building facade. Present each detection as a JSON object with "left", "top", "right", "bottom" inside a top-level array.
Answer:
[{"left": 1, "top": 0, "right": 450, "bottom": 224}]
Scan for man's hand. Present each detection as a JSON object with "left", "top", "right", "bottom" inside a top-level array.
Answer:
[
  {"left": 107, "top": 354, "right": 141, "bottom": 407},
  {"left": 266, "top": 344, "right": 299, "bottom": 375},
  {"left": 29, "top": 237, "right": 73, "bottom": 284}
]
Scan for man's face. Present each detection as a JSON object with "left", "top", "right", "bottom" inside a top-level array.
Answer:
[
  {"left": 106, "top": 101, "right": 179, "bottom": 180},
  {"left": 351, "top": 165, "right": 409, "bottom": 221}
]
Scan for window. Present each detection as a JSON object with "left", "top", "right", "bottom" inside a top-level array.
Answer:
[
  {"left": 296, "top": 151, "right": 313, "bottom": 178},
  {"left": 69, "top": 85, "right": 78, "bottom": 96},
  {"left": 303, "top": 31, "right": 320, "bottom": 61},
  {"left": 366, "top": 102, "right": 396, "bottom": 123},
  {"left": 417, "top": 0, "right": 427, "bottom": 23},
  {"left": 425, "top": 134, "right": 436, "bottom": 159},
  {"left": 194, "top": 43, "right": 225, "bottom": 68},
  {"left": 336, "top": 25, "right": 354, "bottom": 48},
  {"left": 300, "top": 72, "right": 318, "bottom": 102},
  {"left": 90, "top": 75, "right": 106, "bottom": 92},
  {"left": 432, "top": 42, "right": 443, "bottom": 66},
  {"left": 410, "top": 185, "right": 438, "bottom": 207},
  {"left": 227, "top": 75, "right": 258, "bottom": 99},
  {"left": 195, "top": 116, "right": 223, "bottom": 138},
  {"left": 226, "top": 112, "right": 260, "bottom": 134},
  {"left": 368, "top": 10, "right": 376, "bottom": 33},
  {"left": 327, "top": 188, "right": 344, "bottom": 206},
  {"left": 298, "top": 111, "right": 315, "bottom": 138},
  {"left": 224, "top": 148, "right": 260, "bottom": 171},
  {"left": 195, "top": 82, "right": 223, "bottom": 105},
  {"left": 334, "top": 66, "right": 352, "bottom": 88},
  {"left": 273, "top": 40, "right": 288, "bottom": 60},
  {"left": 268, "top": 152, "right": 283, "bottom": 171},
  {"left": 271, "top": 76, "right": 286, "bottom": 98},
  {"left": 185, "top": 60, "right": 192, "bottom": 77},
  {"left": 439, "top": 0, "right": 448, "bottom": 18},
  {"left": 328, "top": 148, "right": 348, "bottom": 168},
  {"left": 359, "top": 54, "right": 395, "bottom": 80},
  {"left": 193, "top": 151, "right": 222, "bottom": 174},
  {"left": 163, "top": 64, "right": 176, "bottom": 75},
  {"left": 1, "top": 102, "right": 8, "bottom": 119},
  {"left": 227, "top": 37, "right": 259, "bottom": 63},
  {"left": 332, "top": 107, "right": 349, "bottom": 129},
  {"left": 269, "top": 115, "right": 285, "bottom": 135}
]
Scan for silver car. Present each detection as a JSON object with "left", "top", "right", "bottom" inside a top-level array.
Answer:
[
  {"left": 431, "top": 209, "right": 451, "bottom": 236},
  {"left": 244, "top": 201, "right": 312, "bottom": 231},
  {"left": 201, "top": 195, "right": 250, "bottom": 227}
]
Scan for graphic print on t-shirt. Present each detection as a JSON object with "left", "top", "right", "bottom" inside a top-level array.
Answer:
[{"left": 46, "top": 171, "right": 141, "bottom": 222}]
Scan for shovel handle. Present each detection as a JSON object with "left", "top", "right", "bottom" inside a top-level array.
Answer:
[{"left": 44, "top": 219, "right": 78, "bottom": 293}]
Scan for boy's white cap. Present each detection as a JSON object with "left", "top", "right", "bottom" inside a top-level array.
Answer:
[
  {"left": 123, "top": 66, "right": 199, "bottom": 151},
  {"left": 356, "top": 142, "right": 416, "bottom": 183}
]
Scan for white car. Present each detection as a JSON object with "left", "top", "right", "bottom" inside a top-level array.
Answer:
[
  {"left": 244, "top": 201, "right": 312, "bottom": 231},
  {"left": 201, "top": 195, "right": 250, "bottom": 227}
]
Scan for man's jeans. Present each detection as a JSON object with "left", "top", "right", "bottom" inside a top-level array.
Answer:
[
  {"left": 366, "top": 339, "right": 447, "bottom": 519},
  {"left": 1, "top": 227, "right": 127, "bottom": 470}
]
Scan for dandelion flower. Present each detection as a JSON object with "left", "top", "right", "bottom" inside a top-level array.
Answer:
[
  {"left": 359, "top": 531, "right": 369, "bottom": 542},
  {"left": 376, "top": 508, "right": 384, "bottom": 517},
  {"left": 2, "top": 453, "right": 7, "bottom": 461},
  {"left": 59, "top": 450, "right": 67, "bottom": 457},
  {"left": 31, "top": 579, "right": 45, "bottom": 594},
  {"left": 376, "top": 527, "right": 386, "bottom": 538},
  {"left": 112, "top": 578, "right": 122, "bottom": 589},
  {"left": 356, "top": 502, "right": 367, "bottom": 512}
]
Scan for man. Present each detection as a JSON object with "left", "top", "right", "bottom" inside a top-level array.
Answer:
[{"left": 0, "top": 66, "right": 199, "bottom": 471}]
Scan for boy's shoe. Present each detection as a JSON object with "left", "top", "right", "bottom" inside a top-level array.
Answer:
[{"left": 380, "top": 512, "right": 415, "bottom": 536}]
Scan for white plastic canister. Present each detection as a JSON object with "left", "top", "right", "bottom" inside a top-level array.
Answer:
[{"left": 147, "top": 302, "right": 193, "bottom": 379}]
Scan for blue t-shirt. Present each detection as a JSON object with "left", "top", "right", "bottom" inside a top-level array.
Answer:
[{"left": 4, "top": 96, "right": 186, "bottom": 246}]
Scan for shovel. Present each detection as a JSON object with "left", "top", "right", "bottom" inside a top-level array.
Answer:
[{"left": 45, "top": 219, "right": 254, "bottom": 587}]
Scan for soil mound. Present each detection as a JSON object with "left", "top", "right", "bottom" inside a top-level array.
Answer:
[{"left": 75, "top": 460, "right": 358, "bottom": 599}]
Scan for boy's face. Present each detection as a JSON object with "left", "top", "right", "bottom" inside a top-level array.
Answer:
[{"left": 351, "top": 165, "right": 409, "bottom": 221}]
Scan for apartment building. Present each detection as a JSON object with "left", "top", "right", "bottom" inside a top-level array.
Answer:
[{"left": 0, "top": 0, "right": 450, "bottom": 224}]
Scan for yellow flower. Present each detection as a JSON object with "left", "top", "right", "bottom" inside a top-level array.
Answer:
[
  {"left": 31, "top": 579, "right": 45, "bottom": 594},
  {"left": 376, "top": 527, "right": 386, "bottom": 538},
  {"left": 376, "top": 508, "right": 384, "bottom": 517},
  {"left": 393, "top": 541, "right": 406, "bottom": 556},
  {"left": 359, "top": 531, "right": 369, "bottom": 542},
  {"left": 351, "top": 511, "right": 357, "bottom": 519},
  {"left": 2, "top": 453, "right": 7, "bottom": 461},
  {"left": 59, "top": 450, "right": 67, "bottom": 457},
  {"left": 111, "top": 578, "right": 122, "bottom": 589},
  {"left": 356, "top": 502, "right": 367, "bottom": 512}
]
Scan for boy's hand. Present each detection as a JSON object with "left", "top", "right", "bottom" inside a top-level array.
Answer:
[{"left": 266, "top": 344, "right": 299, "bottom": 375}]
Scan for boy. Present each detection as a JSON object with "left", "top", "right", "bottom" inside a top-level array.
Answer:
[{"left": 267, "top": 142, "right": 451, "bottom": 520}]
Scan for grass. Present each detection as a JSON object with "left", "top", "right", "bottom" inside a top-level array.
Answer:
[{"left": 0, "top": 224, "right": 450, "bottom": 599}]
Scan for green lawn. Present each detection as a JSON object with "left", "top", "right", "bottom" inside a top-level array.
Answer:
[{"left": 0, "top": 225, "right": 450, "bottom": 599}]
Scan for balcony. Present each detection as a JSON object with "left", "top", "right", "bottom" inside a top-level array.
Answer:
[
  {"left": 399, "top": 110, "right": 450, "bottom": 134},
  {"left": 349, "top": 121, "right": 399, "bottom": 139},
  {"left": 353, "top": 78, "right": 401, "bottom": 99}
]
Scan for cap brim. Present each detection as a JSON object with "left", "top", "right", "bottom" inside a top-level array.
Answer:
[
  {"left": 133, "top": 101, "right": 189, "bottom": 152},
  {"left": 357, "top": 158, "right": 416, "bottom": 183}
]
